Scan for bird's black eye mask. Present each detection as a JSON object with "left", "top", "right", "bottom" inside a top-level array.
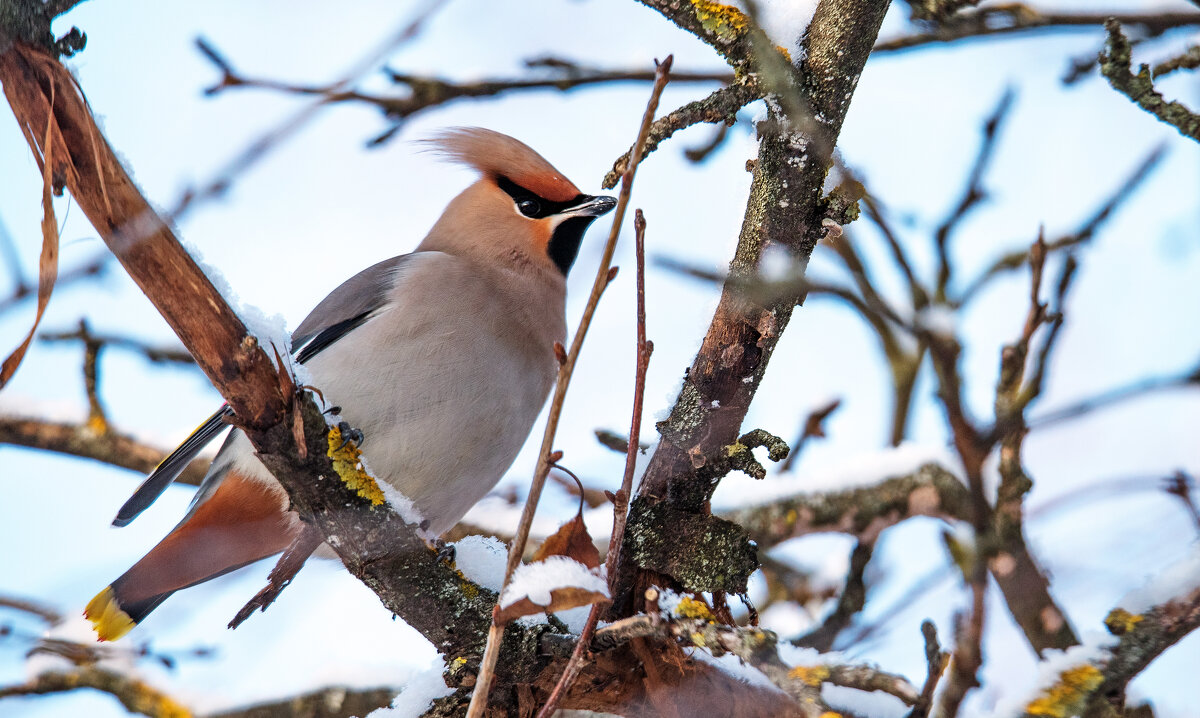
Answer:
[
  {"left": 497, "top": 176, "right": 603, "bottom": 276},
  {"left": 497, "top": 176, "right": 587, "bottom": 219}
]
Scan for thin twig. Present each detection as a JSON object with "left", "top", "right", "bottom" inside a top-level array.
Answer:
[
  {"left": 1027, "top": 367, "right": 1198, "bottom": 430},
  {"left": 933, "top": 87, "right": 1014, "bottom": 302},
  {"left": 0, "top": 595, "right": 62, "bottom": 624},
  {"left": 536, "top": 209, "right": 656, "bottom": 718},
  {"left": 779, "top": 397, "right": 841, "bottom": 473},
  {"left": 40, "top": 320, "right": 196, "bottom": 365},
  {"left": 163, "top": 0, "right": 449, "bottom": 229},
  {"left": 874, "top": 7, "right": 1200, "bottom": 53},
  {"left": 466, "top": 57, "right": 673, "bottom": 718},
  {"left": 958, "top": 145, "right": 1166, "bottom": 306}
]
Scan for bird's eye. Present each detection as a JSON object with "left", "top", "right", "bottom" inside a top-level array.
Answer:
[{"left": 517, "top": 199, "right": 540, "bottom": 217}]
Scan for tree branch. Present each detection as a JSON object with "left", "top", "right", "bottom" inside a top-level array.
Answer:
[
  {"left": 874, "top": 7, "right": 1200, "bottom": 54},
  {"left": 1100, "top": 18, "right": 1200, "bottom": 142},
  {"left": 0, "top": 415, "right": 210, "bottom": 485}
]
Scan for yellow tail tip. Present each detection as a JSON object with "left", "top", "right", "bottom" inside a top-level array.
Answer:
[{"left": 84, "top": 586, "right": 136, "bottom": 642}]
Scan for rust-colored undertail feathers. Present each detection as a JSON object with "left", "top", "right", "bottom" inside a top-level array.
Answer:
[
  {"left": 425, "top": 127, "right": 581, "bottom": 202},
  {"left": 85, "top": 471, "right": 300, "bottom": 641}
]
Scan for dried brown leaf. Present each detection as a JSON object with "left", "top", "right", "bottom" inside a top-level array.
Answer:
[
  {"left": 1, "top": 78, "right": 61, "bottom": 388},
  {"left": 533, "top": 512, "right": 601, "bottom": 569},
  {"left": 494, "top": 585, "right": 609, "bottom": 624}
]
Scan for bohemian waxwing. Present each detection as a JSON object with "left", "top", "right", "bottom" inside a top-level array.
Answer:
[{"left": 85, "top": 128, "right": 616, "bottom": 641}]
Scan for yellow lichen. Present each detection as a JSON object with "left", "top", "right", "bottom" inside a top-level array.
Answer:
[
  {"left": 788, "top": 664, "right": 830, "bottom": 686},
  {"left": 1025, "top": 664, "right": 1104, "bottom": 717},
  {"left": 818, "top": 713, "right": 843, "bottom": 718},
  {"left": 786, "top": 508, "right": 798, "bottom": 525},
  {"left": 690, "top": 631, "right": 707, "bottom": 647},
  {"left": 676, "top": 595, "right": 716, "bottom": 621},
  {"left": 690, "top": 0, "right": 749, "bottom": 37},
  {"left": 327, "top": 425, "right": 384, "bottom": 506},
  {"left": 776, "top": 45, "right": 792, "bottom": 62},
  {"left": 449, "top": 657, "right": 468, "bottom": 674},
  {"left": 1104, "top": 608, "right": 1143, "bottom": 635}
]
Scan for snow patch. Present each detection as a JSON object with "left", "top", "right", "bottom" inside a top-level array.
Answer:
[
  {"left": 368, "top": 662, "right": 452, "bottom": 718},
  {"left": 499, "top": 556, "right": 608, "bottom": 611},
  {"left": 451, "top": 535, "right": 506, "bottom": 592},
  {"left": 822, "top": 683, "right": 908, "bottom": 718},
  {"left": 1120, "top": 541, "right": 1200, "bottom": 614}
]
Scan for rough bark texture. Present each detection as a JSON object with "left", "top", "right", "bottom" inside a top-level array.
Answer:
[{"left": 613, "top": 0, "right": 893, "bottom": 616}]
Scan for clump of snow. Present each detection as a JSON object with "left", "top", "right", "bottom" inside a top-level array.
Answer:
[
  {"left": 452, "top": 535, "right": 506, "bottom": 592},
  {"left": 739, "top": 0, "right": 820, "bottom": 54},
  {"left": 822, "top": 683, "right": 908, "bottom": 718},
  {"left": 368, "top": 662, "right": 452, "bottom": 718},
  {"left": 178, "top": 235, "right": 297, "bottom": 378},
  {"left": 711, "top": 442, "right": 961, "bottom": 510},
  {"left": 499, "top": 556, "right": 608, "bottom": 611},
  {"left": 914, "top": 304, "right": 958, "bottom": 339},
  {"left": 1120, "top": 541, "right": 1200, "bottom": 613}
]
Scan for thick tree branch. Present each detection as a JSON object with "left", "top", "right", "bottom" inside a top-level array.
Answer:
[{"left": 613, "top": 0, "right": 892, "bottom": 617}]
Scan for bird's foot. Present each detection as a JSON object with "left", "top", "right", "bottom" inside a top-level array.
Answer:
[
  {"left": 335, "top": 420, "right": 364, "bottom": 450},
  {"left": 433, "top": 538, "right": 456, "bottom": 564}
]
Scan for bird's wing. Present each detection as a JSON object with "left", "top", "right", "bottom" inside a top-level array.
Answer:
[
  {"left": 292, "top": 254, "right": 417, "bottom": 364},
  {"left": 111, "top": 405, "right": 234, "bottom": 527},
  {"left": 112, "top": 253, "right": 420, "bottom": 527}
]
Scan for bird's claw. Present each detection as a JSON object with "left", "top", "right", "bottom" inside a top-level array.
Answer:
[
  {"left": 434, "top": 539, "right": 456, "bottom": 564},
  {"left": 336, "top": 420, "right": 365, "bottom": 450}
]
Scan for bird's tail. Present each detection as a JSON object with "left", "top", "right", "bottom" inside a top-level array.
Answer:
[{"left": 85, "top": 471, "right": 301, "bottom": 641}]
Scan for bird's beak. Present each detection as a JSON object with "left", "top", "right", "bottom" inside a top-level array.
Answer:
[{"left": 564, "top": 195, "right": 617, "bottom": 218}]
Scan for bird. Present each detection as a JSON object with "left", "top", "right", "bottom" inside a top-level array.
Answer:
[{"left": 85, "top": 128, "right": 616, "bottom": 641}]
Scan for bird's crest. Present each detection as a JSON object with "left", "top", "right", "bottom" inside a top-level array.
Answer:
[{"left": 425, "top": 127, "right": 581, "bottom": 202}]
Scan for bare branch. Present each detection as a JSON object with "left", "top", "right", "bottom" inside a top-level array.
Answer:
[
  {"left": 934, "top": 87, "right": 1014, "bottom": 302},
  {"left": 1152, "top": 43, "right": 1200, "bottom": 77},
  {"left": 1101, "top": 19, "right": 1200, "bottom": 142},
  {"left": 724, "top": 463, "right": 971, "bottom": 549},
  {"left": 0, "top": 594, "right": 62, "bottom": 624},
  {"left": 0, "top": 415, "right": 210, "bottom": 485},
  {"left": 197, "top": 38, "right": 733, "bottom": 148},
  {"left": 602, "top": 80, "right": 760, "bottom": 189},
  {"left": 875, "top": 7, "right": 1200, "bottom": 54},
  {"left": 467, "top": 56, "right": 675, "bottom": 718},
  {"left": 0, "top": 667, "right": 190, "bottom": 718},
  {"left": 958, "top": 145, "right": 1165, "bottom": 305}
]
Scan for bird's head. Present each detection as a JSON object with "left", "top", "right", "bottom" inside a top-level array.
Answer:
[{"left": 419, "top": 128, "right": 616, "bottom": 276}]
